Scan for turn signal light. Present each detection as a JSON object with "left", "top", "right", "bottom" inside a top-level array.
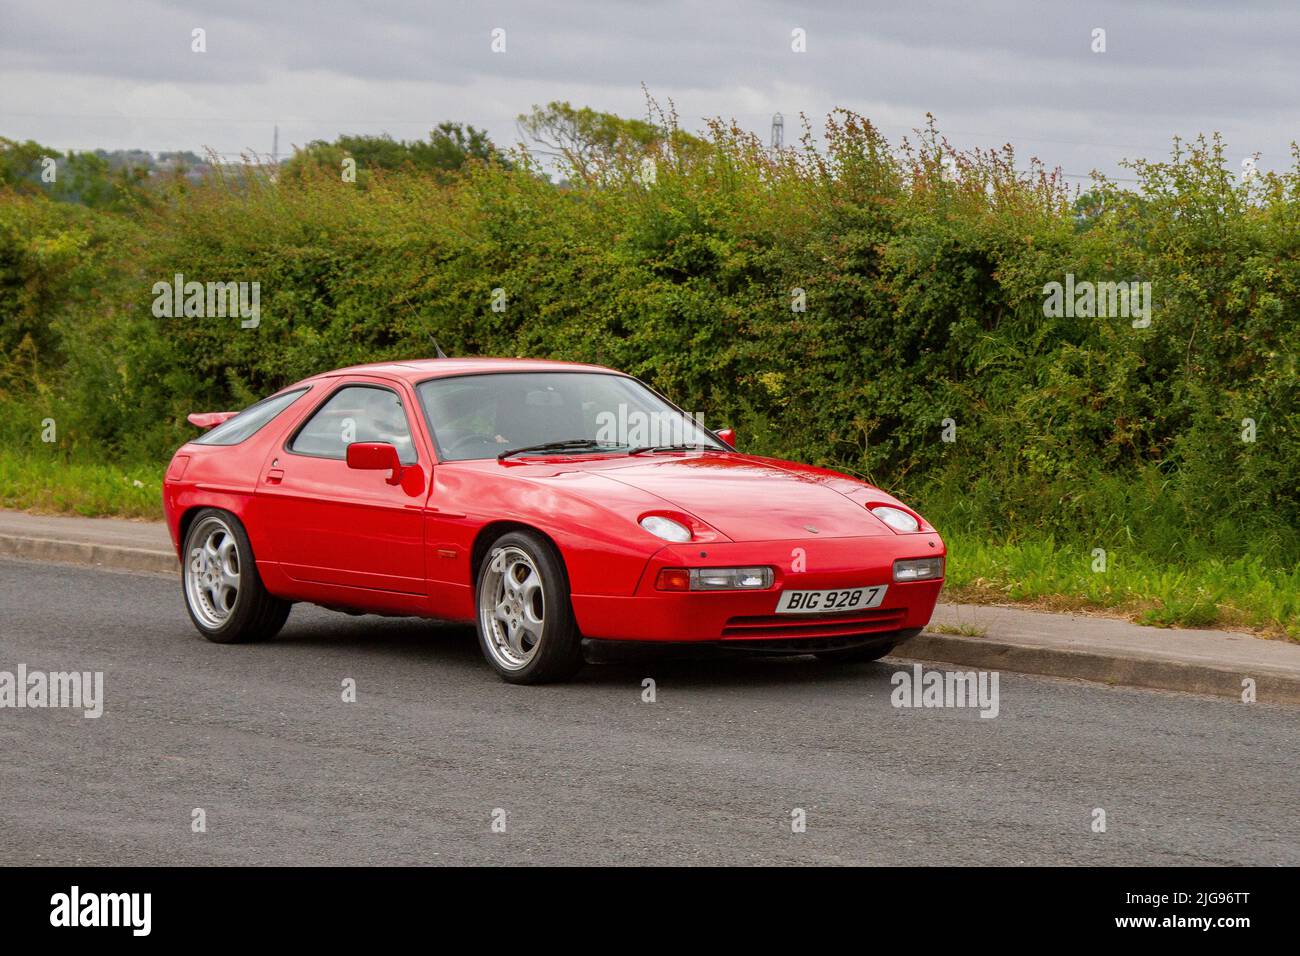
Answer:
[{"left": 656, "top": 568, "right": 692, "bottom": 591}]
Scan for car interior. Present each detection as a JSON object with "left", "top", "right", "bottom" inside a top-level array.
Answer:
[{"left": 290, "top": 385, "right": 417, "bottom": 464}]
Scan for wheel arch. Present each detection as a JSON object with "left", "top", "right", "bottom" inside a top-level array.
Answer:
[
  {"left": 177, "top": 504, "right": 204, "bottom": 552},
  {"left": 470, "top": 520, "right": 573, "bottom": 591},
  {"left": 176, "top": 497, "right": 256, "bottom": 557}
]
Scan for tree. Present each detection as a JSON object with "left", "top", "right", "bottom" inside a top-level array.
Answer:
[
  {"left": 515, "top": 101, "right": 708, "bottom": 183},
  {"left": 0, "top": 137, "right": 150, "bottom": 210},
  {"left": 279, "top": 123, "right": 508, "bottom": 186},
  {"left": 0, "top": 137, "right": 59, "bottom": 194}
]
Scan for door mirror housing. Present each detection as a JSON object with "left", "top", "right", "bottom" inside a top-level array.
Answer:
[
  {"left": 716, "top": 427, "right": 736, "bottom": 449},
  {"left": 346, "top": 441, "right": 404, "bottom": 485}
]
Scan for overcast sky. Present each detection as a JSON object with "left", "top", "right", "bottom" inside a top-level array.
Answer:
[{"left": 1, "top": 0, "right": 1296, "bottom": 184}]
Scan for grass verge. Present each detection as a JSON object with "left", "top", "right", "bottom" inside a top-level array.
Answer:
[
  {"left": 943, "top": 533, "right": 1300, "bottom": 640},
  {"left": 0, "top": 450, "right": 163, "bottom": 519}
]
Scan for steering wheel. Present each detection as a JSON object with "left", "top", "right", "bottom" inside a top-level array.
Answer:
[{"left": 444, "top": 432, "right": 501, "bottom": 457}]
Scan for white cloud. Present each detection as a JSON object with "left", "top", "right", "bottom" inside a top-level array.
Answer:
[{"left": 0, "top": 0, "right": 1295, "bottom": 180}]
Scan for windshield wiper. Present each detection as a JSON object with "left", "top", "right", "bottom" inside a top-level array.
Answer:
[
  {"left": 498, "top": 439, "right": 628, "bottom": 461},
  {"left": 627, "top": 443, "right": 717, "bottom": 455}
]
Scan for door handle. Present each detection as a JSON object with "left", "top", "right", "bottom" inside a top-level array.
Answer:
[{"left": 265, "top": 468, "right": 284, "bottom": 485}]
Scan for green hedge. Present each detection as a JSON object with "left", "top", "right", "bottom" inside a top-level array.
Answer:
[{"left": 2, "top": 116, "right": 1297, "bottom": 567}]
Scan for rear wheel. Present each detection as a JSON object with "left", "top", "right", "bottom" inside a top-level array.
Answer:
[
  {"left": 182, "top": 509, "right": 290, "bottom": 644},
  {"left": 475, "top": 530, "right": 583, "bottom": 684}
]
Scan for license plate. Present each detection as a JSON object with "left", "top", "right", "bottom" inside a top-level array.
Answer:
[{"left": 774, "top": 585, "right": 888, "bottom": 615}]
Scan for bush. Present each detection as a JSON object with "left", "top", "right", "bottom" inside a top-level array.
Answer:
[{"left": 1, "top": 116, "right": 1296, "bottom": 571}]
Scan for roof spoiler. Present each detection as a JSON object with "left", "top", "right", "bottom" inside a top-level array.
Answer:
[{"left": 187, "top": 411, "right": 238, "bottom": 430}]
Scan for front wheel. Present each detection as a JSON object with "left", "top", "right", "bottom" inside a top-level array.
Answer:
[
  {"left": 475, "top": 530, "right": 583, "bottom": 684},
  {"left": 182, "top": 508, "right": 290, "bottom": 644}
]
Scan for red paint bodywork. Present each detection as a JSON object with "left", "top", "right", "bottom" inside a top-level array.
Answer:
[{"left": 162, "top": 358, "right": 945, "bottom": 642}]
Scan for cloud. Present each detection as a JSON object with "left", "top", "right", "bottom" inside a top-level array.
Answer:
[{"left": 1, "top": 0, "right": 1295, "bottom": 179}]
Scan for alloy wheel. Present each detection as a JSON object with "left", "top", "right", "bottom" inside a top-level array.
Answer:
[
  {"left": 184, "top": 515, "right": 242, "bottom": 629},
  {"left": 478, "top": 546, "right": 546, "bottom": 669}
]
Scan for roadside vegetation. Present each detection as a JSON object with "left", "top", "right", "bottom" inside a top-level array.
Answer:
[{"left": 2, "top": 103, "right": 1297, "bottom": 636}]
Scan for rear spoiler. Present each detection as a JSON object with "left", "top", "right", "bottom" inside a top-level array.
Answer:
[{"left": 187, "top": 411, "right": 238, "bottom": 430}]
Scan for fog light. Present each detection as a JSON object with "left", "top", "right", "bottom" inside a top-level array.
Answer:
[
  {"left": 655, "top": 567, "right": 774, "bottom": 591},
  {"left": 691, "top": 567, "right": 773, "bottom": 590},
  {"left": 893, "top": 557, "right": 944, "bottom": 581}
]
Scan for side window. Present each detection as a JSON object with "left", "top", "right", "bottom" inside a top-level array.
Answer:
[
  {"left": 192, "top": 388, "right": 308, "bottom": 446},
  {"left": 289, "top": 385, "right": 417, "bottom": 465}
]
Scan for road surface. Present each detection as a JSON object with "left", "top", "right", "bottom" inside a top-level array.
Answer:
[{"left": 1, "top": 557, "right": 1295, "bottom": 865}]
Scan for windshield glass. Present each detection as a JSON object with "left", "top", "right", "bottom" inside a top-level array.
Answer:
[{"left": 416, "top": 372, "right": 721, "bottom": 461}]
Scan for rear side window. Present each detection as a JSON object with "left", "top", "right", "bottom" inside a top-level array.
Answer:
[{"left": 192, "top": 388, "right": 309, "bottom": 446}]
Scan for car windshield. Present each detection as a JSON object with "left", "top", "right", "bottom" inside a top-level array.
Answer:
[{"left": 416, "top": 372, "right": 722, "bottom": 462}]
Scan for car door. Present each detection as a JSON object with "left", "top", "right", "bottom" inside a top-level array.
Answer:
[{"left": 256, "top": 378, "right": 428, "bottom": 595}]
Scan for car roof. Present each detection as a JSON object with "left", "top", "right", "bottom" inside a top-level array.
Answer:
[{"left": 308, "top": 357, "right": 624, "bottom": 385}]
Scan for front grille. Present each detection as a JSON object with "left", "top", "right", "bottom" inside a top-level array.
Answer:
[{"left": 720, "top": 607, "right": 907, "bottom": 640}]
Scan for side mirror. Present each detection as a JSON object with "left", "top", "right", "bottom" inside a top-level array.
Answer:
[
  {"left": 346, "top": 441, "right": 404, "bottom": 485},
  {"left": 716, "top": 427, "right": 736, "bottom": 449}
]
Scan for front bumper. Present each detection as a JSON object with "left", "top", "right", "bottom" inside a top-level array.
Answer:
[
  {"left": 570, "top": 533, "right": 944, "bottom": 643},
  {"left": 582, "top": 628, "right": 923, "bottom": 662}
]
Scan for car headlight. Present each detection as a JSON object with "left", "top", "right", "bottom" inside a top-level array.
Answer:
[
  {"left": 640, "top": 515, "right": 692, "bottom": 542},
  {"left": 655, "top": 567, "right": 774, "bottom": 591},
  {"left": 871, "top": 505, "right": 920, "bottom": 533},
  {"left": 894, "top": 557, "right": 944, "bottom": 581}
]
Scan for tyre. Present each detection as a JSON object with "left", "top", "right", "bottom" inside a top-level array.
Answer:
[
  {"left": 182, "top": 508, "right": 290, "bottom": 644},
  {"left": 475, "top": 530, "right": 583, "bottom": 684}
]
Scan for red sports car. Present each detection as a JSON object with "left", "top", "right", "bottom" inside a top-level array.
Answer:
[{"left": 163, "top": 358, "right": 945, "bottom": 683}]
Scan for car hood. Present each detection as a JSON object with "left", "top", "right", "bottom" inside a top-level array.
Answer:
[{"left": 587, "top": 454, "right": 893, "bottom": 541}]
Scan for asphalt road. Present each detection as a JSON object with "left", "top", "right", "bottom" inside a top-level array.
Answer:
[{"left": 1, "top": 557, "right": 1296, "bottom": 866}]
